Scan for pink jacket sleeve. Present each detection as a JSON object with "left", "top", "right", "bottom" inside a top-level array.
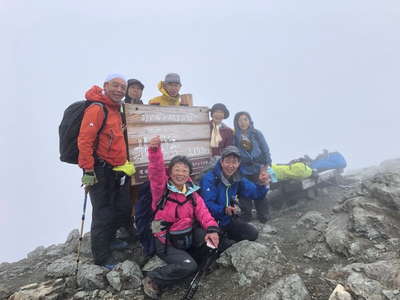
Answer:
[
  {"left": 147, "top": 146, "right": 168, "bottom": 211},
  {"left": 193, "top": 192, "right": 219, "bottom": 230}
]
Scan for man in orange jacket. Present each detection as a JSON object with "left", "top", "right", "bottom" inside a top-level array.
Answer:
[{"left": 78, "top": 74, "right": 132, "bottom": 269}]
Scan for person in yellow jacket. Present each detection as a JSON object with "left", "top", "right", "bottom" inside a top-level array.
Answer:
[{"left": 148, "top": 73, "right": 182, "bottom": 106}]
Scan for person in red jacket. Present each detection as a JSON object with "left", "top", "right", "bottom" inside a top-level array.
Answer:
[
  {"left": 209, "top": 103, "right": 234, "bottom": 157},
  {"left": 78, "top": 74, "right": 132, "bottom": 269}
]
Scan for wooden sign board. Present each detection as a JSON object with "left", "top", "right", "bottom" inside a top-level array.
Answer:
[{"left": 125, "top": 104, "right": 211, "bottom": 184}]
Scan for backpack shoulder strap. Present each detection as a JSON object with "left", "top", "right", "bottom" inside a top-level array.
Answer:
[
  {"left": 87, "top": 101, "right": 108, "bottom": 133},
  {"left": 86, "top": 102, "right": 108, "bottom": 152}
]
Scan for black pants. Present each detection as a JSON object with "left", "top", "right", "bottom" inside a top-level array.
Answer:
[
  {"left": 89, "top": 165, "right": 132, "bottom": 265},
  {"left": 222, "top": 218, "right": 258, "bottom": 242},
  {"left": 239, "top": 174, "right": 270, "bottom": 220},
  {"left": 148, "top": 227, "right": 207, "bottom": 289}
]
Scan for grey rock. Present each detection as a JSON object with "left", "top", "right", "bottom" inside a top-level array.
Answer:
[
  {"left": 64, "top": 229, "right": 80, "bottom": 255},
  {"left": 106, "top": 270, "right": 122, "bottom": 291},
  {"left": 351, "top": 206, "right": 386, "bottom": 240},
  {"left": 79, "top": 232, "right": 92, "bottom": 258},
  {"left": 45, "top": 244, "right": 66, "bottom": 258},
  {"left": 9, "top": 279, "right": 65, "bottom": 300},
  {"left": 46, "top": 254, "right": 77, "bottom": 278},
  {"left": 76, "top": 264, "right": 107, "bottom": 290},
  {"left": 382, "top": 289, "right": 400, "bottom": 300},
  {"left": 249, "top": 274, "right": 311, "bottom": 300},
  {"left": 297, "top": 211, "right": 327, "bottom": 229},
  {"left": 328, "top": 284, "right": 353, "bottom": 300},
  {"left": 363, "top": 172, "right": 400, "bottom": 211},
  {"left": 303, "top": 242, "right": 334, "bottom": 260},
  {"left": 347, "top": 272, "right": 384, "bottom": 300},
  {"left": 142, "top": 256, "right": 167, "bottom": 272},
  {"left": 106, "top": 260, "right": 143, "bottom": 291},
  {"left": 26, "top": 246, "right": 46, "bottom": 260},
  {"left": 325, "top": 214, "right": 351, "bottom": 257},
  {"left": 217, "top": 241, "right": 286, "bottom": 286}
]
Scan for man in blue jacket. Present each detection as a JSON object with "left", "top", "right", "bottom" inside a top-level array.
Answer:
[{"left": 200, "top": 146, "right": 269, "bottom": 243}]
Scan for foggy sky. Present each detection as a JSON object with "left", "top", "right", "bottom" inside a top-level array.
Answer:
[{"left": 1, "top": 0, "right": 399, "bottom": 263}]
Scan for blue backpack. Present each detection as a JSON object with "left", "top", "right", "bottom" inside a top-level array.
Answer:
[{"left": 310, "top": 151, "right": 347, "bottom": 172}]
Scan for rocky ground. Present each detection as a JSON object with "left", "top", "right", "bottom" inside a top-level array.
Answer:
[{"left": 2, "top": 158, "right": 400, "bottom": 300}]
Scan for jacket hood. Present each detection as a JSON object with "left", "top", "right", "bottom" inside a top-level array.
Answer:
[
  {"left": 157, "top": 81, "right": 180, "bottom": 104},
  {"left": 85, "top": 85, "right": 121, "bottom": 108},
  {"left": 233, "top": 111, "right": 255, "bottom": 132},
  {"left": 167, "top": 180, "right": 200, "bottom": 196}
]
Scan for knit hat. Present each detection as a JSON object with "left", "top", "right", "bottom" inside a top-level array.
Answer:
[
  {"left": 210, "top": 103, "right": 230, "bottom": 119},
  {"left": 221, "top": 146, "right": 241, "bottom": 160},
  {"left": 127, "top": 79, "right": 144, "bottom": 90},
  {"left": 164, "top": 73, "right": 181, "bottom": 85},
  {"left": 104, "top": 73, "right": 127, "bottom": 83}
]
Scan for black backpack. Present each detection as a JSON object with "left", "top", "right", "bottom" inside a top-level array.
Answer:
[{"left": 59, "top": 101, "right": 108, "bottom": 164}]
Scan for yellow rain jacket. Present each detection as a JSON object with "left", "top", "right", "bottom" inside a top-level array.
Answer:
[
  {"left": 148, "top": 81, "right": 180, "bottom": 106},
  {"left": 272, "top": 162, "right": 313, "bottom": 181}
]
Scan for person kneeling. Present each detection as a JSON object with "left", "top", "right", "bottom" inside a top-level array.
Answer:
[
  {"left": 200, "top": 146, "right": 269, "bottom": 248},
  {"left": 142, "top": 136, "right": 220, "bottom": 299}
]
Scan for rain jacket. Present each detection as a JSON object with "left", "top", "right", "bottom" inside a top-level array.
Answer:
[
  {"left": 233, "top": 112, "right": 272, "bottom": 176},
  {"left": 148, "top": 145, "right": 218, "bottom": 243},
  {"left": 78, "top": 86, "right": 127, "bottom": 170},
  {"left": 200, "top": 161, "right": 268, "bottom": 226},
  {"left": 148, "top": 81, "right": 180, "bottom": 106}
]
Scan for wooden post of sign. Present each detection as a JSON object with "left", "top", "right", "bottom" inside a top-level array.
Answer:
[{"left": 180, "top": 94, "right": 193, "bottom": 106}]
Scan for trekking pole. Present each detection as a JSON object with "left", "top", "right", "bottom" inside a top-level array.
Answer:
[
  {"left": 75, "top": 187, "right": 89, "bottom": 276},
  {"left": 181, "top": 231, "right": 226, "bottom": 300}
]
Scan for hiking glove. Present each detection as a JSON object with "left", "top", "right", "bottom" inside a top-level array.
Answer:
[
  {"left": 82, "top": 171, "right": 97, "bottom": 186},
  {"left": 112, "top": 161, "right": 136, "bottom": 176}
]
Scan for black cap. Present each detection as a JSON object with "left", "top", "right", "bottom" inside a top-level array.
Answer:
[
  {"left": 127, "top": 79, "right": 144, "bottom": 90},
  {"left": 221, "top": 146, "right": 241, "bottom": 160},
  {"left": 210, "top": 103, "right": 230, "bottom": 119}
]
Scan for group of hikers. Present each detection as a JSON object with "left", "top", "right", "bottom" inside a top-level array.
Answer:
[{"left": 74, "top": 73, "right": 273, "bottom": 299}]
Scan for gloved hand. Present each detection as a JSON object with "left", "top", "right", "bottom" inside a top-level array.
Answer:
[
  {"left": 112, "top": 161, "right": 136, "bottom": 176},
  {"left": 81, "top": 171, "right": 97, "bottom": 186}
]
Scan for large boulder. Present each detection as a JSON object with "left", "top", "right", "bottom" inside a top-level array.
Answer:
[
  {"left": 249, "top": 274, "right": 311, "bottom": 300},
  {"left": 217, "top": 241, "right": 286, "bottom": 286},
  {"left": 325, "top": 214, "right": 352, "bottom": 257},
  {"left": 46, "top": 254, "right": 77, "bottom": 278},
  {"left": 106, "top": 260, "right": 143, "bottom": 291},
  {"left": 327, "top": 260, "right": 400, "bottom": 299},
  {"left": 76, "top": 264, "right": 108, "bottom": 290}
]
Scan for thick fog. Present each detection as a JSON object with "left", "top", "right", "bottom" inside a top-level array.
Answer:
[{"left": 1, "top": 1, "right": 399, "bottom": 263}]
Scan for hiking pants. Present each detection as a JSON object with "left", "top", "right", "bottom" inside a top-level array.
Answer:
[
  {"left": 148, "top": 227, "right": 207, "bottom": 289},
  {"left": 89, "top": 163, "right": 132, "bottom": 265},
  {"left": 238, "top": 174, "right": 270, "bottom": 220},
  {"left": 222, "top": 217, "right": 258, "bottom": 242}
]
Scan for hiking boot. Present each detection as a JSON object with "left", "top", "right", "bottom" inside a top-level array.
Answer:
[
  {"left": 110, "top": 239, "right": 129, "bottom": 251},
  {"left": 142, "top": 276, "right": 161, "bottom": 299},
  {"left": 258, "top": 215, "right": 270, "bottom": 224},
  {"left": 240, "top": 213, "right": 252, "bottom": 222},
  {"left": 102, "top": 256, "right": 118, "bottom": 271},
  {"left": 116, "top": 226, "right": 137, "bottom": 242}
]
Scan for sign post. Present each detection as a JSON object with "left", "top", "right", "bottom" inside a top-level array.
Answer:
[{"left": 125, "top": 104, "right": 211, "bottom": 184}]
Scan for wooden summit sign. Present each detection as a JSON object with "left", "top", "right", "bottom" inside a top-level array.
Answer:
[{"left": 124, "top": 104, "right": 211, "bottom": 184}]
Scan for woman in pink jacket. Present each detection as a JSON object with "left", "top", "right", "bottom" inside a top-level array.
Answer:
[{"left": 142, "top": 136, "right": 220, "bottom": 299}]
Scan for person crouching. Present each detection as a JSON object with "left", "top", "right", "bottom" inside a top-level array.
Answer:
[
  {"left": 142, "top": 136, "right": 220, "bottom": 299},
  {"left": 200, "top": 146, "right": 269, "bottom": 247}
]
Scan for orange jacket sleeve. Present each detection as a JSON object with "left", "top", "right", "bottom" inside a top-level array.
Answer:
[{"left": 78, "top": 104, "right": 106, "bottom": 170}]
